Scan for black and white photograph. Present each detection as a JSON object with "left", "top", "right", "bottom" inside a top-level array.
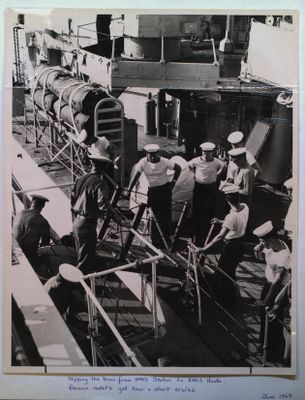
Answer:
[{"left": 3, "top": 9, "right": 298, "bottom": 374}]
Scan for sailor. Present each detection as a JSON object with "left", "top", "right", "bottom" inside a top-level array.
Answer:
[
  {"left": 13, "top": 194, "right": 51, "bottom": 266},
  {"left": 221, "top": 147, "right": 255, "bottom": 208},
  {"left": 227, "top": 130, "right": 262, "bottom": 176},
  {"left": 253, "top": 221, "right": 291, "bottom": 361},
  {"left": 188, "top": 142, "right": 224, "bottom": 245},
  {"left": 197, "top": 184, "right": 249, "bottom": 306},
  {"left": 71, "top": 153, "right": 113, "bottom": 273},
  {"left": 126, "top": 144, "right": 181, "bottom": 248},
  {"left": 44, "top": 263, "right": 84, "bottom": 316},
  {"left": 268, "top": 280, "right": 292, "bottom": 364}
]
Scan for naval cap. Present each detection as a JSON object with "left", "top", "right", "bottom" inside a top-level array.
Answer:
[
  {"left": 200, "top": 142, "right": 215, "bottom": 151},
  {"left": 228, "top": 147, "right": 247, "bottom": 157},
  {"left": 144, "top": 144, "right": 160, "bottom": 153},
  {"left": 222, "top": 184, "right": 240, "bottom": 195},
  {"left": 59, "top": 263, "right": 83, "bottom": 283},
  {"left": 31, "top": 194, "right": 49, "bottom": 202},
  {"left": 284, "top": 178, "right": 293, "bottom": 190},
  {"left": 227, "top": 131, "right": 244, "bottom": 144},
  {"left": 253, "top": 221, "right": 274, "bottom": 238}
]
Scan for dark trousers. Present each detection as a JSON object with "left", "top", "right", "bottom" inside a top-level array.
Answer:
[
  {"left": 192, "top": 181, "right": 217, "bottom": 245},
  {"left": 215, "top": 239, "right": 245, "bottom": 306},
  {"left": 147, "top": 183, "right": 172, "bottom": 249},
  {"left": 72, "top": 216, "right": 97, "bottom": 274},
  {"left": 259, "top": 280, "right": 285, "bottom": 361},
  {"left": 19, "top": 243, "right": 39, "bottom": 269}
]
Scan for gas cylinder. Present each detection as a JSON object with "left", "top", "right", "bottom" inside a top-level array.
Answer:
[{"left": 144, "top": 93, "right": 156, "bottom": 135}]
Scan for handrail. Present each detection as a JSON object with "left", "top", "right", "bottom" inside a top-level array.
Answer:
[
  {"left": 83, "top": 228, "right": 164, "bottom": 280},
  {"left": 81, "top": 226, "right": 164, "bottom": 365},
  {"left": 80, "top": 279, "right": 141, "bottom": 367},
  {"left": 13, "top": 181, "right": 74, "bottom": 195}
]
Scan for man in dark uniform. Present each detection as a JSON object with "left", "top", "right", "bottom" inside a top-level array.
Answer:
[
  {"left": 71, "top": 154, "right": 113, "bottom": 274},
  {"left": 127, "top": 144, "right": 181, "bottom": 248},
  {"left": 13, "top": 194, "right": 51, "bottom": 266}
]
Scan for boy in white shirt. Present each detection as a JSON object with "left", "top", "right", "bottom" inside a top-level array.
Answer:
[
  {"left": 197, "top": 184, "right": 249, "bottom": 306},
  {"left": 127, "top": 144, "right": 181, "bottom": 248}
]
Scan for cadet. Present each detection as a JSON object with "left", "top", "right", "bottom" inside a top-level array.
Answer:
[
  {"left": 188, "top": 142, "right": 224, "bottom": 245},
  {"left": 222, "top": 147, "right": 255, "bottom": 208},
  {"left": 253, "top": 221, "right": 291, "bottom": 361},
  {"left": 13, "top": 194, "right": 51, "bottom": 266},
  {"left": 127, "top": 144, "right": 181, "bottom": 248},
  {"left": 197, "top": 185, "right": 249, "bottom": 306},
  {"left": 44, "top": 263, "right": 84, "bottom": 316},
  {"left": 227, "top": 130, "right": 262, "bottom": 176}
]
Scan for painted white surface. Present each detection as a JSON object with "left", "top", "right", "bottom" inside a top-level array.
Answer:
[{"left": 12, "top": 138, "right": 73, "bottom": 238}]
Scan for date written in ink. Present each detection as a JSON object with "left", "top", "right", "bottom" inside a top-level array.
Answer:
[{"left": 261, "top": 394, "right": 293, "bottom": 399}]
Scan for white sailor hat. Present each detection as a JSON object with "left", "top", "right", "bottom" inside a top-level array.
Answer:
[
  {"left": 227, "top": 131, "right": 244, "bottom": 144},
  {"left": 59, "top": 263, "right": 83, "bottom": 283},
  {"left": 228, "top": 147, "right": 247, "bottom": 158},
  {"left": 144, "top": 144, "right": 160, "bottom": 153},
  {"left": 222, "top": 184, "right": 240, "bottom": 195},
  {"left": 253, "top": 221, "right": 274, "bottom": 238},
  {"left": 88, "top": 138, "right": 110, "bottom": 159},
  {"left": 88, "top": 154, "right": 112, "bottom": 163},
  {"left": 200, "top": 142, "right": 216, "bottom": 151},
  {"left": 31, "top": 194, "right": 49, "bottom": 202},
  {"left": 284, "top": 178, "right": 293, "bottom": 190}
]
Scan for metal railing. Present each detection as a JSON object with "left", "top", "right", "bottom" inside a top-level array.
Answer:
[{"left": 79, "top": 227, "right": 164, "bottom": 366}]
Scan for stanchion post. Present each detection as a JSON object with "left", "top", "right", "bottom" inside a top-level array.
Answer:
[
  {"left": 263, "top": 306, "right": 270, "bottom": 366},
  {"left": 152, "top": 260, "right": 159, "bottom": 339}
]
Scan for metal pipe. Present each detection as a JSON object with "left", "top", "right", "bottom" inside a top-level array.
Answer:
[
  {"left": 152, "top": 261, "right": 159, "bottom": 338},
  {"left": 111, "top": 37, "right": 116, "bottom": 60},
  {"left": 130, "top": 228, "right": 164, "bottom": 258},
  {"left": 82, "top": 254, "right": 163, "bottom": 280},
  {"left": 90, "top": 277, "right": 99, "bottom": 336},
  {"left": 13, "top": 181, "right": 74, "bottom": 195},
  {"left": 80, "top": 279, "right": 141, "bottom": 367},
  {"left": 192, "top": 254, "right": 202, "bottom": 326},
  {"left": 263, "top": 306, "right": 270, "bottom": 366},
  {"left": 86, "top": 293, "right": 98, "bottom": 366},
  {"left": 160, "top": 36, "right": 165, "bottom": 63},
  {"left": 148, "top": 207, "right": 169, "bottom": 251}
]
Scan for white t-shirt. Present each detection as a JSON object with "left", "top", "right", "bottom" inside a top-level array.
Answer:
[
  {"left": 263, "top": 243, "right": 291, "bottom": 284},
  {"left": 223, "top": 203, "right": 249, "bottom": 240},
  {"left": 188, "top": 157, "right": 224, "bottom": 184},
  {"left": 136, "top": 157, "right": 175, "bottom": 187}
]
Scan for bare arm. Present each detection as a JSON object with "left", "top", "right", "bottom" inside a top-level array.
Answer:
[
  {"left": 172, "top": 163, "right": 181, "bottom": 185},
  {"left": 127, "top": 170, "right": 141, "bottom": 194},
  {"left": 200, "top": 226, "right": 229, "bottom": 252}
]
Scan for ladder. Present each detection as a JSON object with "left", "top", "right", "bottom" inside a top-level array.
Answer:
[{"left": 94, "top": 98, "right": 125, "bottom": 184}]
